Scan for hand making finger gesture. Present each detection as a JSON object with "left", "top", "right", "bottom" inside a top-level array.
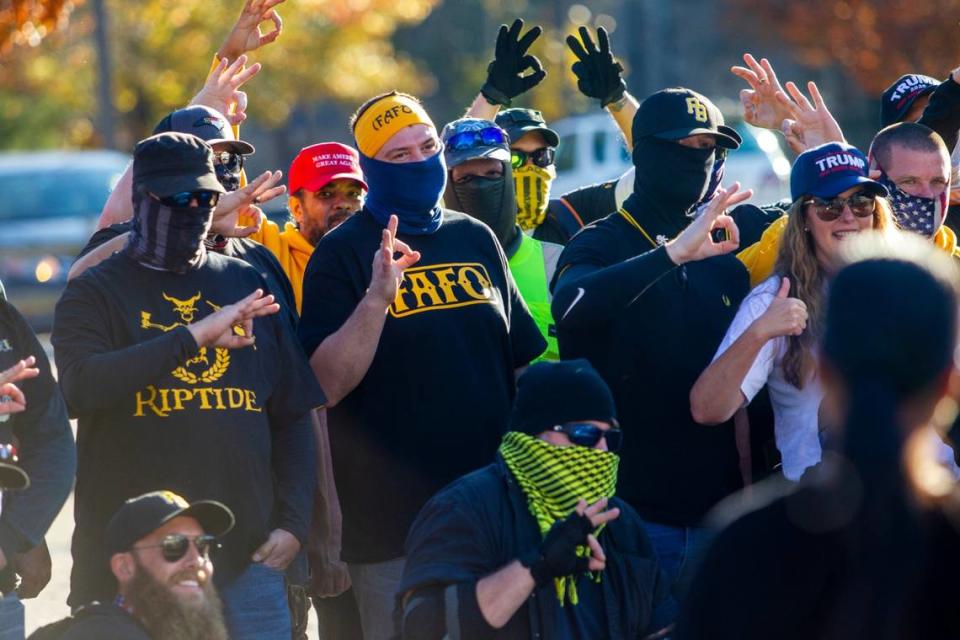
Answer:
[
  {"left": 218, "top": 0, "right": 285, "bottom": 61},
  {"left": 211, "top": 170, "right": 285, "bottom": 237},
  {"left": 666, "top": 183, "right": 753, "bottom": 265},
  {"left": 187, "top": 289, "right": 280, "bottom": 349},
  {"left": 776, "top": 81, "right": 846, "bottom": 154},
  {"left": 731, "top": 53, "right": 792, "bottom": 131},
  {"left": 480, "top": 18, "right": 546, "bottom": 107},
  {"left": 566, "top": 26, "right": 626, "bottom": 108},
  {"left": 190, "top": 55, "right": 261, "bottom": 126},
  {"left": 368, "top": 215, "right": 421, "bottom": 309}
]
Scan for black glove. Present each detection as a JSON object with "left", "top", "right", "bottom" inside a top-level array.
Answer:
[
  {"left": 520, "top": 511, "right": 594, "bottom": 587},
  {"left": 566, "top": 26, "right": 626, "bottom": 108},
  {"left": 481, "top": 18, "right": 546, "bottom": 107}
]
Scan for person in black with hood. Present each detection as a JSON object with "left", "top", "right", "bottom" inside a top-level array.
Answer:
[{"left": 551, "top": 88, "right": 757, "bottom": 612}]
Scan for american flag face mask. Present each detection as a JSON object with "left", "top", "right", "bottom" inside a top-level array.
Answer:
[{"left": 877, "top": 171, "right": 947, "bottom": 238}]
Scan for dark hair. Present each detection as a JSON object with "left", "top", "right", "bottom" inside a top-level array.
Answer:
[
  {"left": 820, "top": 235, "right": 958, "bottom": 635},
  {"left": 349, "top": 91, "right": 422, "bottom": 133},
  {"left": 869, "top": 121, "right": 949, "bottom": 170}
]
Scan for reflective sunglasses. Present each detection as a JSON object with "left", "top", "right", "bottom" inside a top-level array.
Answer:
[
  {"left": 551, "top": 422, "right": 622, "bottom": 452},
  {"left": 803, "top": 192, "right": 876, "bottom": 222},
  {"left": 157, "top": 190, "right": 221, "bottom": 208},
  {"left": 445, "top": 127, "right": 509, "bottom": 151},
  {"left": 213, "top": 151, "right": 244, "bottom": 174},
  {"left": 132, "top": 533, "right": 219, "bottom": 563},
  {"left": 511, "top": 147, "right": 556, "bottom": 170}
]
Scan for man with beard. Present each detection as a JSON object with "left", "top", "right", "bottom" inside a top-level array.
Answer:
[
  {"left": 245, "top": 142, "right": 367, "bottom": 312},
  {"left": 399, "top": 360, "right": 671, "bottom": 639},
  {"left": 52, "top": 132, "right": 323, "bottom": 640},
  {"left": 34, "top": 491, "right": 234, "bottom": 640},
  {"left": 298, "top": 91, "right": 545, "bottom": 639},
  {"left": 442, "top": 117, "right": 563, "bottom": 360},
  {"left": 550, "top": 88, "right": 755, "bottom": 612}
]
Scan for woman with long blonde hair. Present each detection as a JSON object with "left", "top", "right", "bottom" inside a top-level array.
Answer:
[{"left": 690, "top": 143, "right": 892, "bottom": 480}]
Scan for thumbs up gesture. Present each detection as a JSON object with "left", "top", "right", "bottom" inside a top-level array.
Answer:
[{"left": 753, "top": 277, "right": 808, "bottom": 340}]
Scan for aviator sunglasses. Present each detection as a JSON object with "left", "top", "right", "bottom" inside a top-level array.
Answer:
[
  {"left": 511, "top": 147, "right": 556, "bottom": 170},
  {"left": 551, "top": 422, "right": 622, "bottom": 452},
  {"left": 131, "top": 533, "right": 220, "bottom": 563},
  {"left": 213, "top": 151, "right": 245, "bottom": 174},
  {"left": 803, "top": 191, "right": 876, "bottom": 222}
]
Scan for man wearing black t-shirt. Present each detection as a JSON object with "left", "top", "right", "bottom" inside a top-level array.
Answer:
[
  {"left": 551, "top": 88, "right": 755, "bottom": 611},
  {"left": 299, "top": 91, "right": 545, "bottom": 639},
  {"left": 52, "top": 133, "right": 323, "bottom": 640}
]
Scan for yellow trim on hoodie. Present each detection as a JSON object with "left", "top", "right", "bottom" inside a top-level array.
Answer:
[{"left": 245, "top": 220, "right": 314, "bottom": 312}]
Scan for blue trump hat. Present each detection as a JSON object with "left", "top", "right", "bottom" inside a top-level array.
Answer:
[{"left": 790, "top": 142, "right": 887, "bottom": 202}]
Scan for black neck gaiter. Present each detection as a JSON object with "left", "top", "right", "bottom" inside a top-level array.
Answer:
[
  {"left": 444, "top": 163, "right": 519, "bottom": 250},
  {"left": 625, "top": 137, "right": 714, "bottom": 243},
  {"left": 124, "top": 190, "right": 213, "bottom": 273}
]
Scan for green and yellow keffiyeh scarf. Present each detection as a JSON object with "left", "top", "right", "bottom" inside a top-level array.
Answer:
[{"left": 499, "top": 431, "right": 619, "bottom": 605}]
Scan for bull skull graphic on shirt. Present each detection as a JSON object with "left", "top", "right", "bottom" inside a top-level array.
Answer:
[{"left": 141, "top": 292, "right": 230, "bottom": 384}]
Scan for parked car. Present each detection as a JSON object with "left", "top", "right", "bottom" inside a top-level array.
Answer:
[
  {"left": 0, "top": 150, "right": 130, "bottom": 330},
  {"left": 550, "top": 112, "right": 790, "bottom": 208}
]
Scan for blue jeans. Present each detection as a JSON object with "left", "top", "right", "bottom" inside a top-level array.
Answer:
[
  {"left": 220, "top": 562, "right": 291, "bottom": 640},
  {"left": 0, "top": 593, "right": 23, "bottom": 640},
  {"left": 641, "top": 520, "right": 715, "bottom": 603}
]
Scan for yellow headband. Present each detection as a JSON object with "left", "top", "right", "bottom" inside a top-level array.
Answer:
[{"left": 354, "top": 94, "right": 435, "bottom": 158}]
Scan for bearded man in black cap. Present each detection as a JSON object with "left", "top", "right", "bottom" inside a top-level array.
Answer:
[
  {"left": 551, "top": 88, "right": 758, "bottom": 612},
  {"left": 52, "top": 132, "right": 324, "bottom": 640},
  {"left": 399, "top": 359, "right": 671, "bottom": 639}
]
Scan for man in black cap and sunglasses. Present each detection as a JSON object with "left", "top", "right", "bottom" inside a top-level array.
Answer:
[
  {"left": 31, "top": 490, "right": 234, "bottom": 640},
  {"left": 442, "top": 117, "right": 563, "bottom": 360},
  {"left": 399, "top": 359, "right": 671, "bottom": 639},
  {"left": 52, "top": 132, "right": 323, "bottom": 640}
]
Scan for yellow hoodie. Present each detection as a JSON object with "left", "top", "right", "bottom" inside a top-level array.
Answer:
[
  {"left": 736, "top": 216, "right": 960, "bottom": 287},
  {"left": 245, "top": 220, "right": 314, "bottom": 312}
]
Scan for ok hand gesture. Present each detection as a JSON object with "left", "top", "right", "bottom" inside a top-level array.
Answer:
[
  {"left": 665, "top": 183, "right": 752, "bottom": 265},
  {"left": 566, "top": 26, "right": 626, "bottom": 108},
  {"left": 481, "top": 19, "right": 546, "bottom": 107},
  {"left": 368, "top": 215, "right": 421, "bottom": 309}
]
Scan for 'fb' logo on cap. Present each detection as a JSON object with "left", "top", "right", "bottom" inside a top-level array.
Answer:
[{"left": 686, "top": 97, "right": 709, "bottom": 123}]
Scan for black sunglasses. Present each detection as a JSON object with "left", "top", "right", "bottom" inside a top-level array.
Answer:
[
  {"left": 132, "top": 533, "right": 219, "bottom": 563},
  {"left": 511, "top": 147, "right": 556, "bottom": 170},
  {"left": 156, "top": 190, "right": 221, "bottom": 208},
  {"left": 213, "top": 151, "right": 244, "bottom": 174},
  {"left": 803, "top": 192, "right": 876, "bottom": 222},
  {"left": 445, "top": 127, "right": 509, "bottom": 151},
  {"left": 551, "top": 422, "right": 622, "bottom": 452}
]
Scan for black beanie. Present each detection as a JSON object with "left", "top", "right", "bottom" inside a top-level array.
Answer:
[{"left": 509, "top": 359, "right": 618, "bottom": 435}]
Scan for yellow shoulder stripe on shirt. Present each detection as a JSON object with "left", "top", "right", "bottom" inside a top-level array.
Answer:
[{"left": 618, "top": 208, "right": 658, "bottom": 248}]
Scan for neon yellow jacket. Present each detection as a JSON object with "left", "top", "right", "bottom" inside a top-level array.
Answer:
[{"left": 510, "top": 233, "right": 563, "bottom": 361}]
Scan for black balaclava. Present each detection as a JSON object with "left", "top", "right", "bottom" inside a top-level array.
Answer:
[
  {"left": 626, "top": 137, "right": 715, "bottom": 242},
  {"left": 445, "top": 160, "right": 520, "bottom": 252},
  {"left": 125, "top": 187, "right": 214, "bottom": 273}
]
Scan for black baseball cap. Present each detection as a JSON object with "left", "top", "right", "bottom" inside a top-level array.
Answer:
[
  {"left": 133, "top": 132, "right": 226, "bottom": 199},
  {"left": 879, "top": 74, "right": 939, "bottom": 127},
  {"left": 509, "top": 359, "right": 618, "bottom": 436},
  {"left": 105, "top": 490, "right": 235, "bottom": 555},
  {"left": 0, "top": 443, "right": 28, "bottom": 491},
  {"left": 440, "top": 118, "right": 512, "bottom": 168},
  {"left": 633, "top": 88, "right": 741, "bottom": 149},
  {"left": 153, "top": 105, "right": 255, "bottom": 155},
  {"left": 495, "top": 108, "right": 560, "bottom": 148}
]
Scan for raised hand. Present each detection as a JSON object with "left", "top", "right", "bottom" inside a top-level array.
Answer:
[
  {"left": 776, "top": 81, "right": 846, "bottom": 153},
  {"left": 190, "top": 55, "right": 261, "bottom": 126},
  {"left": 218, "top": 0, "right": 285, "bottom": 61},
  {"left": 566, "top": 26, "right": 626, "bottom": 108},
  {"left": 665, "top": 183, "right": 752, "bottom": 265},
  {"left": 753, "top": 277, "right": 808, "bottom": 339},
  {"left": 576, "top": 498, "right": 621, "bottom": 571},
  {"left": 211, "top": 169, "right": 285, "bottom": 237},
  {"left": 187, "top": 289, "right": 280, "bottom": 349},
  {"left": 731, "top": 53, "right": 793, "bottom": 130},
  {"left": 368, "top": 215, "right": 421, "bottom": 308},
  {"left": 0, "top": 356, "right": 39, "bottom": 387},
  {"left": 481, "top": 18, "right": 546, "bottom": 107}
]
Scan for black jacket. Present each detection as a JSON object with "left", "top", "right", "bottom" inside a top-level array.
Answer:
[{"left": 400, "top": 457, "right": 669, "bottom": 639}]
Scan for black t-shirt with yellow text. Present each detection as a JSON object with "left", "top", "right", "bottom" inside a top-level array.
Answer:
[
  {"left": 299, "top": 208, "right": 546, "bottom": 563},
  {"left": 52, "top": 252, "right": 323, "bottom": 606}
]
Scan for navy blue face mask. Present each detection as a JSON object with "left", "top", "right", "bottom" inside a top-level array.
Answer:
[
  {"left": 877, "top": 171, "right": 945, "bottom": 238},
  {"left": 359, "top": 151, "right": 447, "bottom": 235}
]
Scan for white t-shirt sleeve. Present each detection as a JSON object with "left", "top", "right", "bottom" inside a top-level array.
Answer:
[{"left": 713, "top": 276, "right": 782, "bottom": 404}]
